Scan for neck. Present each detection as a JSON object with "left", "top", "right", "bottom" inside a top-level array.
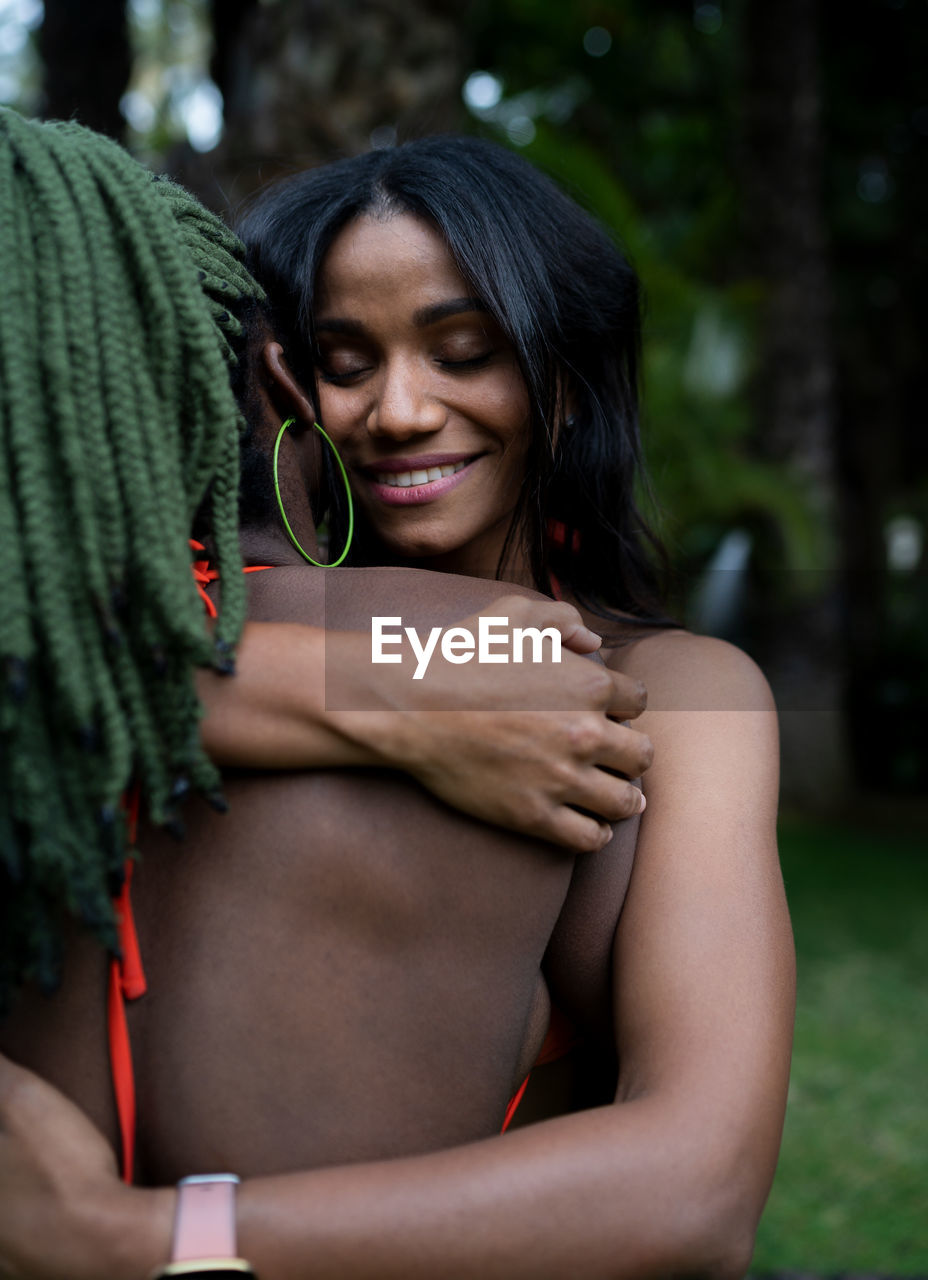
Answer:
[
  {"left": 238, "top": 524, "right": 314, "bottom": 568},
  {"left": 398, "top": 536, "right": 534, "bottom": 589}
]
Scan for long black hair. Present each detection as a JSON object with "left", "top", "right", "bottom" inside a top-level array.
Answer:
[{"left": 237, "top": 134, "right": 669, "bottom": 622}]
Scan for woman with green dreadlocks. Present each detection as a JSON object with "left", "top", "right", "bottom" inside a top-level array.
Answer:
[{"left": 0, "top": 108, "right": 258, "bottom": 1007}]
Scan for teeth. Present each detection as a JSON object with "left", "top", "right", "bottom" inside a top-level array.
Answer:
[{"left": 375, "top": 460, "right": 468, "bottom": 488}]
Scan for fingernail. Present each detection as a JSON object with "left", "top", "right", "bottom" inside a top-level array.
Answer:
[
  {"left": 638, "top": 791, "right": 647, "bottom": 813},
  {"left": 574, "top": 625, "right": 601, "bottom": 648}
]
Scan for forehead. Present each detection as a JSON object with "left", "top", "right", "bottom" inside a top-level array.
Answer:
[{"left": 316, "top": 213, "right": 469, "bottom": 311}]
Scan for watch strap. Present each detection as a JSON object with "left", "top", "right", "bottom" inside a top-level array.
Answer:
[
  {"left": 173, "top": 1175, "right": 239, "bottom": 1261},
  {"left": 149, "top": 1174, "right": 257, "bottom": 1278}
]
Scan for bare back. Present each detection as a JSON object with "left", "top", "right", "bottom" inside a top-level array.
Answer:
[{"left": 0, "top": 566, "right": 637, "bottom": 1182}]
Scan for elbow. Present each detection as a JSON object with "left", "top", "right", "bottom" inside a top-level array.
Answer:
[
  {"left": 620, "top": 1139, "right": 765, "bottom": 1280},
  {"left": 690, "top": 1210, "right": 757, "bottom": 1280},
  {"left": 597, "top": 1177, "right": 761, "bottom": 1280},
  {"left": 668, "top": 1171, "right": 764, "bottom": 1280}
]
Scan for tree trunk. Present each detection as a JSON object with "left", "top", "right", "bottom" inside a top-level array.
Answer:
[
  {"left": 739, "top": 0, "right": 849, "bottom": 810},
  {"left": 39, "top": 0, "right": 130, "bottom": 140},
  {"left": 174, "top": 0, "right": 473, "bottom": 215}
]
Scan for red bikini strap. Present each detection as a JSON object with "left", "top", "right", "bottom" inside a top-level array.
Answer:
[
  {"left": 108, "top": 787, "right": 147, "bottom": 1183},
  {"left": 107, "top": 954, "right": 136, "bottom": 1182},
  {"left": 501, "top": 1075, "right": 530, "bottom": 1133}
]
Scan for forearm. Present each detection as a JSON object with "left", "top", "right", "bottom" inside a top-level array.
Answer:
[
  {"left": 86, "top": 1100, "right": 755, "bottom": 1280},
  {"left": 0, "top": 1063, "right": 766, "bottom": 1280},
  {"left": 233, "top": 1098, "right": 755, "bottom": 1280},
  {"left": 198, "top": 622, "right": 402, "bottom": 771},
  {"left": 195, "top": 614, "right": 652, "bottom": 853}
]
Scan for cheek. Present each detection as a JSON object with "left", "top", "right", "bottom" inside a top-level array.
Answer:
[
  {"left": 472, "top": 372, "right": 532, "bottom": 443},
  {"left": 317, "top": 388, "right": 359, "bottom": 446}
]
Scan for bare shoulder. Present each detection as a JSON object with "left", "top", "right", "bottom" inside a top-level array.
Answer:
[
  {"left": 605, "top": 629, "right": 775, "bottom": 716},
  {"left": 602, "top": 631, "right": 779, "bottom": 824}
]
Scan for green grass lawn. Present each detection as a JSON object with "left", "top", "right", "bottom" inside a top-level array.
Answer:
[{"left": 752, "top": 816, "right": 928, "bottom": 1273}]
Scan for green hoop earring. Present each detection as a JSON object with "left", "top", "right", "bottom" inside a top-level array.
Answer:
[{"left": 272, "top": 417, "right": 355, "bottom": 568}]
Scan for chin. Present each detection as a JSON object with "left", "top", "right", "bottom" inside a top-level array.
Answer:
[
  {"left": 376, "top": 524, "right": 469, "bottom": 562},
  {"left": 397, "top": 540, "right": 462, "bottom": 564}
]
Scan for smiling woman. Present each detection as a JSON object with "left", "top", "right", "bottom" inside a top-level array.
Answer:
[
  {"left": 314, "top": 213, "right": 531, "bottom": 577},
  {"left": 221, "top": 134, "right": 794, "bottom": 1279},
  {"left": 238, "top": 135, "right": 666, "bottom": 623}
]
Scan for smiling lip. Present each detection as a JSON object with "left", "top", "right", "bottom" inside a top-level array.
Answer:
[{"left": 361, "top": 454, "right": 480, "bottom": 506}]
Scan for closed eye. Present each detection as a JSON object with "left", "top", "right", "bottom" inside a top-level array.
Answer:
[
  {"left": 438, "top": 352, "right": 494, "bottom": 371},
  {"left": 314, "top": 347, "right": 372, "bottom": 383},
  {"left": 318, "top": 365, "right": 370, "bottom": 384}
]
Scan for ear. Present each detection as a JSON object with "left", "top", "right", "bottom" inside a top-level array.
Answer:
[{"left": 262, "top": 341, "right": 317, "bottom": 426}]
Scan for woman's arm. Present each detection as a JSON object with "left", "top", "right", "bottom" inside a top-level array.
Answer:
[
  {"left": 198, "top": 595, "right": 652, "bottom": 853},
  {"left": 0, "top": 635, "right": 792, "bottom": 1280},
  {"left": 234, "top": 635, "right": 792, "bottom": 1279}
]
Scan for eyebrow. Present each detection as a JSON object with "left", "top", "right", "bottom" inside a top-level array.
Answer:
[
  {"left": 314, "top": 297, "right": 487, "bottom": 336},
  {"left": 413, "top": 297, "right": 487, "bottom": 326}
]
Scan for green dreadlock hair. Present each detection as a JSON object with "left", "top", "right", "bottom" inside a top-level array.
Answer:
[{"left": 0, "top": 109, "right": 265, "bottom": 1013}]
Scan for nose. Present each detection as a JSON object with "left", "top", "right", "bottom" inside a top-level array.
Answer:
[{"left": 367, "top": 357, "right": 447, "bottom": 442}]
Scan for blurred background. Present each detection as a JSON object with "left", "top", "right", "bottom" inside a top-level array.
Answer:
[{"left": 1, "top": 0, "right": 925, "bottom": 1269}]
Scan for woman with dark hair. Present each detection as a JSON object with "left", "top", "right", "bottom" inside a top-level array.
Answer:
[
  {"left": 237, "top": 135, "right": 664, "bottom": 624},
  {"left": 229, "top": 134, "right": 792, "bottom": 1270},
  {"left": 191, "top": 142, "right": 659, "bottom": 867}
]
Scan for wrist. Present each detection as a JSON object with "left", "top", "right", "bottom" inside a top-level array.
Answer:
[
  {"left": 97, "top": 1184, "right": 175, "bottom": 1280},
  {"left": 323, "top": 629, "right": 431, "bottom": 771}
]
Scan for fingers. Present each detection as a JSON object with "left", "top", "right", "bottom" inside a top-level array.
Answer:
[
  {"left": 597, "top": 719, "right": 654, "bottom": 779},
  {"left": 528, "top": 782, "right": 644, "bottom": 854},
  {"left": 508, "top": 715, "right": 648, "bottom": 846},
  {"left": 569, "top": 771, "right": 646, "bottom": 825},
  {"left": 559, "top": 711, "right": 653, "bottom": 784},
  {"left": 479, "top": 596, "right": 603, "bottom": 656},
  {"left": 539, "top": 808, "right": 616, "bottom": 855},
  {"left": 602, "top": 668, "right": 648, "bottom": 721},
  {"left": 544, "top": 717, "right": 650, "bottom": 831},
  {"left": 558, "top": 618, "right": 603, "bottom": 655}
]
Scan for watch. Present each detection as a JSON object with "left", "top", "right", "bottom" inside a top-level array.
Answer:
[{"left": 150, "top": 1174, "right": 258, "bottom": 1278}]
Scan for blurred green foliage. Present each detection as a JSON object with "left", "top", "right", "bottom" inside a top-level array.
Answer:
[
  {"left": 466, "top": 0, "right": 828, "bottom": 587},
  {"left": 755, "top": 818, "right": 928, "bottom": 1270},
  {"left": 523, "top": 127, "right": 825, "bottom": 577},
  {"left": 465, "top": 0, "right": 928, "bottom": 791}
]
